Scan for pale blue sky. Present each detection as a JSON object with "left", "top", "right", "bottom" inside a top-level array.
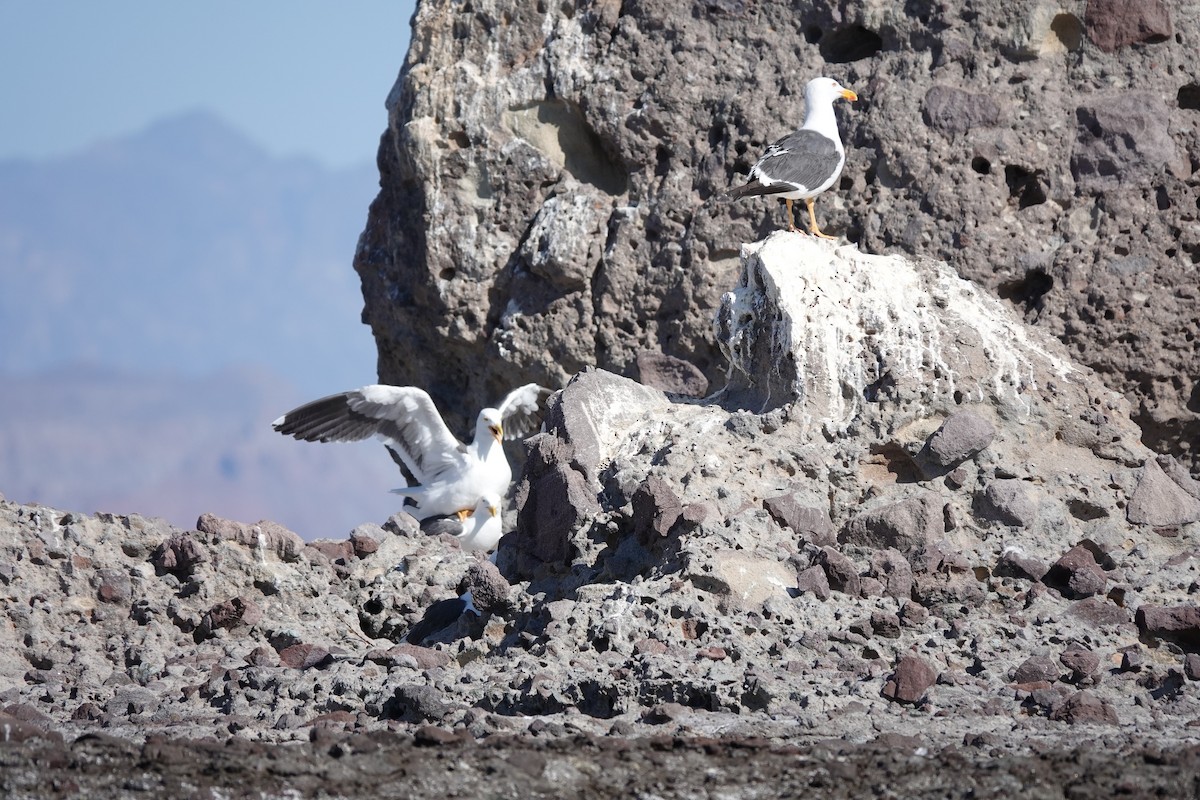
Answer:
[
  {"left": 0, "top": 1, "right": 416, "bottom": 167},
  {"left": 0, "top": 2, "right": 422, "bottom": 537}
]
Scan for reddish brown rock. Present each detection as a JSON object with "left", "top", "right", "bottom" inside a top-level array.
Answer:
[
  {"left": 1027, "top": 685, "right": 1071, "bottom": 715},
  {"left": 1135, "top": 604, "right": 1200, "bottom": 650},
  {"left": 459, "top": 559, "right": 511, "bottom": 614},
  {"left": 197, "top": 513, "right": 304, "bottom": 562},
  {"left": 1157, "top": 456, "right": 1200, "bottom": 502},
  {"left": 383, "top": 513, "right": 421, "bottom": 537},
  {"left": 1112, "top": 648, "right": 1140, "bottom": 675},
  {"left": 515, "top": 434, "right": 601, "bottom": 567},
  {"left": 1044, "top": 546, "right": 1107, "bottom": 599},
  {"left": 1013, "top": 655, "right": 1060, "bottom": 684},
  {"left": 870, "top": 611, "right": 902, "bottom": 639},
  {"left": 278, "top": 643, "right": 333, "bottom": 670},
  {"left": 244, "top": 646, "right": 277, "bottom": 668},
  {"left": 916, "top": 541, "right": 971, "bottom": 575},
  {"left": 3, "top": 704, "right": 52, "bottom": 724},
  {"left": 307, "top": 540, "right": 354, "bottom": 562},
  {"left": 1068, "top": 597, "right": 1132, "bottom": 628},
  {"left": 643, "top": 702, "right": 691, "bottom": 724},
  {"left": 680, "top": 618, "right": 706, "bottom": 641},
  {"left": 1013, "top": 680, "right": 1054, "bottom": 695},
  {"left": 632, "top": 476, "right": 684, "bottom": 541},
  {"left": 882, "top": 653, "right": 939, "bottom": 704},
  {"left": 763, "top": 495, "right": 836, "bottom": 546},
  {"left": 868, "top": 548, "right": 914, "bottom": 600},
  {"left": 978, "top": 480, "right": 1038, "bottom": 528},
  {"left": 922, "top": 87, "right": 1003, "bottom": 136},
  {"left": 899, "top": 602, "right": 929, "bottom": 627},
  {"left": 1049, "top": 690, "right": 1120, "bottom": 725},
  {"left": 395, "top": 644, "right": 452, "bottom": 670},
  {"left": 634, "top": 638, "right": 668, "bottom": 656},
  {"left": 308, "top": 710, "right": 357, "bottom": 732},
  {"left": 366, "top": 643, "right": 452, "bottom": 670},
  {"left": 994, "top": 549, "right": 1049, "bottom": 582},
  {"left": 0, "top": 713, "right": 63, "bottom": 744},
  {"left": 151, "top": 533, "right": 207, "bottom": 577},
  {"left": 678, "top": 502, "right": 711, "bottom": 531},
  {"left": 95, "top": 568, "right": 131, "bottom": 604},
  {"left": 1072, "top": 92, "right": 1178, "bottom": 192},
  {"left": 912, "top": 570, "right": 985, "bottom": 607},
  {"left": 200, "top": 596, "right": 263, "bottom": 637},
  {"left": 818, "top": 547, "right": 861, "bottom": 597},
  {"left": 635, "top": 350, "right": 708, "bottom": 397},
  {"left": 858, "top": 577, "right": 884, "bottom": 597},
  {"left": 1060, "top": 647, "right": 1101, "bottom": 682},
  {"left": 413, "top": 725, "right": 461, "bottom": 746},
  {"left": 1085, "top": 0, "right": 1172, "bottom": 52},
  {"left": 795, "top": 565, "right": 831, "bottom": 601},
  {"left": 349, "top": 530, "right": 380, "bottom": 558},
  {"left": 71, "top": 702, "right": 103, "bottom": 721},
  {"left": 841, "top": 496, "right": 943, "bottom": 556}
]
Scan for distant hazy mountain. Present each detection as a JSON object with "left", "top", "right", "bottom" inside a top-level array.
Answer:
[
  {"left": 0, "top": 364, "right": 402, "bottom": 540},
  {"left": 0, "top": 110, "right": 379, "bottom": 394},
  {"left": 0, "top": 111, "right": 402, "bottom": 538}
]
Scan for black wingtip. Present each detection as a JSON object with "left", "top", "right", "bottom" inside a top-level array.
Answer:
[
  {"left": 727, "top": 182, "right": 791, "bottom": 199},
  {"left": 270, "top": 393, "right": 365, "bottom": 443}
]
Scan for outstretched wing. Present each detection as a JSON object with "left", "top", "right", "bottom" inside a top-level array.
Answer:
[
  {"left": 496, "top": 383, "right": 552, "bottom": 440},
  {"left": 272, "top": 385, "right": 464, "bottom": 483}
]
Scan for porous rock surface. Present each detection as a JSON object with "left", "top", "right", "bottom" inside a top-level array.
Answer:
[
  {"left": 356, "top": 0, "right": 1199, "bottom": 475},
  {"left": 3, "top": 237, "right": 1200, "bottom": 759}
]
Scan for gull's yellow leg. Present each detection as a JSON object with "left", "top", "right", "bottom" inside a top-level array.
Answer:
[{"left": 806, "top": 198, "right": 836, "bottom": 240}]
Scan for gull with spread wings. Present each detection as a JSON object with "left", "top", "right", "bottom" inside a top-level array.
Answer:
[{"left": 272, "top": 383, "right": 550, "bottom": 521}]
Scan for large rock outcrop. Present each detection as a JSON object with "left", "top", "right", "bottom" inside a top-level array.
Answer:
[
  {"left": 504, "top": 234, "right": 1200, "bottom": 738},
  {"left": 7, "top": 237, "right": 1196, "bottom": 751},
  {"left": 356, "top": 0, "right": 1199, "bottom": 473}
]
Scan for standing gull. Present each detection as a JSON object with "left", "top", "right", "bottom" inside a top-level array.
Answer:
[
  {"left": 272, "top": 383, "right": 550, "bottom": 521},
  {"left": 729, "top": 76, "right": 858, "bottom": 238}
]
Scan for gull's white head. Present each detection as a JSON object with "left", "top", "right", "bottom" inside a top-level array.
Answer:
[
  {"left": 461, "top": 493, "right": 504, "bottom": 553},
  {"left": 478, "top": 408, "right": 504, "bottom": 444},
  {"left": 805, "top": 76, "right": 859, "bottom": 107},
  {"left": 475, "top": 493, "right": 502, "bottom": 518}
]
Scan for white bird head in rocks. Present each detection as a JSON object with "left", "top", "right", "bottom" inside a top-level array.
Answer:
[
  {"left": 458, "top": 493, "right": 503, "bottom": 554},
  {"left": 804, "top": 76, "right": 858, "bottom": 109}
]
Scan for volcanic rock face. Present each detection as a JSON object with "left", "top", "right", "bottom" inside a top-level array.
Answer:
[
  {"left": 357, "top": 0, "right": 1199, "bottom": 473},
  {"left": 6, "top": 237, "right": 1200, "bottom": 750},
  {"left": 504, "top": 235, "right": 1200, "bottom": 739}
]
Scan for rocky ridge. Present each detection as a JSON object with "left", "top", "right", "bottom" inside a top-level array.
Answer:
[
  {"left": 356, "top": 0, "right": 1200, "bottom": 476},
  {"left": 3, "top": 236, "right": 1199, "bottom": 755}
]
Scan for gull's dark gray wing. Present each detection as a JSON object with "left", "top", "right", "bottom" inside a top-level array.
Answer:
[{"left": 730, "top": 129, "right": 841, "bottom": 196}]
